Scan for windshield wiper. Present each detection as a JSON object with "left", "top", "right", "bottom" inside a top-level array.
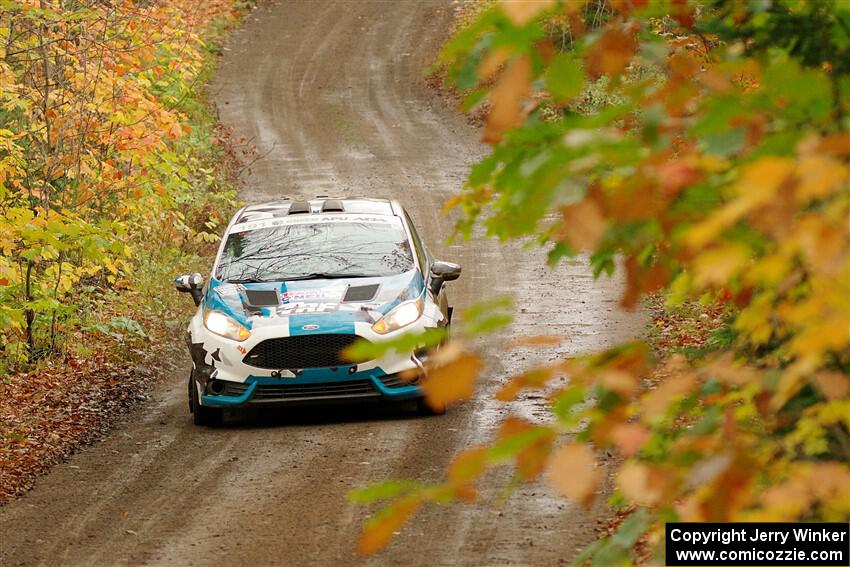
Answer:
[{"left": 282, "top": 273, "right": 380, "bottom": 281}]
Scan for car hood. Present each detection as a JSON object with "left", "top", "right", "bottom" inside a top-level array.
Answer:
[{"left": 203, "top": 270, "right": 425, "bottom": 333}]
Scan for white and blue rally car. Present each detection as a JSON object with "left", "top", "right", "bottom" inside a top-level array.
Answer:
[{"left": 174, "top": 198, "right": 461, "bottom": 425}]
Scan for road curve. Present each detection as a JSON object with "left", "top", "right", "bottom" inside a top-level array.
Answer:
[{"left": 0, "top": 2, "right": 643, "bottom": 565}]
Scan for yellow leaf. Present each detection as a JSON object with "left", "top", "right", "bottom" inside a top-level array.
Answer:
[
  {"left": 737, "top": 157, "right": 796, "bottom": 206},
  {"left": 686, "top": 157, "right": 795, "bottom": 249},
  {"left": 795, "top": 156, "right": 847, "bottom": 203},
  {"left": 692, "top": 244, "right": 750, "bottom": 288},
  {"left": 547, "top": 443, "right": 600, "bottom": 508}
]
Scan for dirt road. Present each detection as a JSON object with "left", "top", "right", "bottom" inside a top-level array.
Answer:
[{"left": 0, "top": 1, "right": 643, "bottom": 565}]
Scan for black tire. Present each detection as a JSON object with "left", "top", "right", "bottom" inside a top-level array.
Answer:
[
  {"left": 416, "top": 397, "right": 446, "bottom": 416},
  {"left": 190, "top": 374, "right": 223, "bottom": 426}
]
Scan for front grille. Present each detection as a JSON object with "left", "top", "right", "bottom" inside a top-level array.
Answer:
[
  {"left": 251, "top": 380, "right": 378, "bottom": 402},
  {"left": 216, "top": 375, "right": 413, "bottom": 404},
  {"left": 243, "top": 334, "right": 367, "bottom": 369}
]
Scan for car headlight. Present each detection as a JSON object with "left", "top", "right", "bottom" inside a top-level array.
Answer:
[
  {"left": 204, "top": 309, "right": 251, "bottom": 341},
  {"left": 372, "top": 297, "right": 424, "bottom": 335}
]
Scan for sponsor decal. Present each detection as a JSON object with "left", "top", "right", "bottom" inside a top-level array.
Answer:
[
  {"left": 236, "top": 345, "right": 247, "bottom": 355},
  {"left": 215, "top": 283, "right": 245, "bottom": 298},
  {"left": 280, "top": 288, "right": 342, "bottom": 303},
  {"left": 276, "top": 301, "right": 339, "bottom": 316}
]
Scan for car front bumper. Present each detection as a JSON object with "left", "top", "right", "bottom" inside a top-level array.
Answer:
[
  {"left": 200, "top": 369, "right": 422, "bottom": 408},
  {"left": 189, "top": 313, "right": 436, "bottom": 409}
]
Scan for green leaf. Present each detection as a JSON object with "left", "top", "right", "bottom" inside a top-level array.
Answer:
[
  {"left": 348, "top": 480, "right": 421, "bottom": 504},
  {"left": 344, "top": 327, "right": 446, "bottom": 362},
  {"left": 546, "top": 53, "right": 585, "bottom": 103}
]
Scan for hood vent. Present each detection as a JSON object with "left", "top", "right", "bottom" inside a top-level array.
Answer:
[
  {"left": 243, "top": 289, "right": 280, "bottom": 307},
  {"left": 343, "top": 283, "right": 380, "bottom": 303}
]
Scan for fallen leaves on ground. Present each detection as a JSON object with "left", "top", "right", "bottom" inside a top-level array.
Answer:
[{"left": 0, "top": 346, "right": 161, "bottom": 504}]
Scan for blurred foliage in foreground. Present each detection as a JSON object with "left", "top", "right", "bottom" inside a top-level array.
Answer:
[
  {"left": 0, "top": 0, "right": 246, "bottom": 372},
  {"left": 355, "top": 0, "right": 849, "bottom": 561}
]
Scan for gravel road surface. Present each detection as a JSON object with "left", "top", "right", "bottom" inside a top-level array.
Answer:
[{"left": 0, "top": 2, "right": 643, "bottom": 565}]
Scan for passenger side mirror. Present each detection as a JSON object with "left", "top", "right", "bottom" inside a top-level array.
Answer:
[
  {"left": 429, "top": 261, "right": 461, "bottom": 294},
  {"left": 175, "top": 273, "right": 205, "bottom": 306}
]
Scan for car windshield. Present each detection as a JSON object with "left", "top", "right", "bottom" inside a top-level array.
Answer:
[{"left": 215, "top": 218, "right": 415, "bottom": 282}]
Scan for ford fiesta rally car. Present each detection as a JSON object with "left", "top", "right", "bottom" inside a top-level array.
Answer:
[{"left": 175, "top": 198, "right": 461, "bottom": 425}]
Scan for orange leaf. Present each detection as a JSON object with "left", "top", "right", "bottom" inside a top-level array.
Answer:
[
  {"left": 505, "top": 335, "right": 564, "bottom": 348},
  {"left": 617, "top": 461, "right": 675, "bottom": 506},
  {"left": 556, "top": 199, "right": 607, "bottom": 251},
  {"left": 499, "top": 0, "right": 554, "bottom": 26},
  {"left": 812, "top": 372, "right": 850, "bottom": 401},
  {"left": 441, "top": 195, "right": 462, "bottom": 214},
  {"left": 495, "top": 365, "right": 559, "bottom": 401},
  {"left": 448, "top": 447, "right": 489, "bottom": 484},
  {"left": 641, "top": 373, "right": 697, "bottom": 418},
  {"left": 420, "top": 352, "right": 482, "bottom": 407},
  {"left": 702, "top": 353, "right": 759, "bottom": 386},
  {"left": 584, "top": 26, "right": 637, "bottom": 79},
  {"left": 357, "top": 496, "right": 421, "bottom": 555},
  {"left": 477, "top": 47, "right": 510, "bottom": 80},
  {"left": 610, "top": 423, "right": 650, "bottom": 456},
  {"left": 795, "top": 156, "right": 847, "bottom": 203},
  {"left": 517, "top": 433, "right": 555, "bottom": 481},
  {"left": 483, "top": 55, "right": 532, "bottom": 144},
  {"left": 547, "top": 443, "right": 600, "bottom": 508},
  {"left": 598, "top": 369, "right": 638, "bottom": 396}
]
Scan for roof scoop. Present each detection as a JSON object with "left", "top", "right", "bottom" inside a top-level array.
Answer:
[
  {"left": 321, "top": 199, "right": 344, "bottom": 212},
  {"left": 288, "top": 201, "right": 311, "bottom": 214}
]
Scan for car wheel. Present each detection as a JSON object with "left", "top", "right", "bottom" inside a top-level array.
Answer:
[
  {"left": 416, "top": 397, "right": 446, "bottom": 416},
  {"left": 190, "top": 374, "right": 223, "bottom": 427}
]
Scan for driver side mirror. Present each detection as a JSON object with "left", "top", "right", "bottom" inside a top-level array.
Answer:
[
  {"left": 175, "top": 273, "right": 205, "bottom": 306},
  {"left": 429, "top": 261, "right": 461, "bottom": 295}
]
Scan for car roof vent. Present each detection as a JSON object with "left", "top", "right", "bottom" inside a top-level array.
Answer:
[
  {"left": 321, "top": 199, "right": 344, "bottom": 213},
  {"left": 288, "top": 201, "right": 311, "bottom": 214}
]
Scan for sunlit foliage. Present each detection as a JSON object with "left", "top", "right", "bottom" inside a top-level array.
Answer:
[
  {"left": 355, "top": 0, "right": 849, "bottom": 561},
  {"left": 0, "top": 0, "right": 241, "bottom": 368}
]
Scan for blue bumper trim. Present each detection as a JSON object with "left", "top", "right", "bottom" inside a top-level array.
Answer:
[
  {"left": 369, "top": 376, "right": 421, "bottom": 399},
  {"left": 199, "top": 372, "right": 421, "bottom": 408},
  {"left": 201, "top": 382, "right": 258, "bottom": 407}
]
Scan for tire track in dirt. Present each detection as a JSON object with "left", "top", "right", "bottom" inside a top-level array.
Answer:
[{"left": 0, "top": 2, "right": 643, "bottom": 565}]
